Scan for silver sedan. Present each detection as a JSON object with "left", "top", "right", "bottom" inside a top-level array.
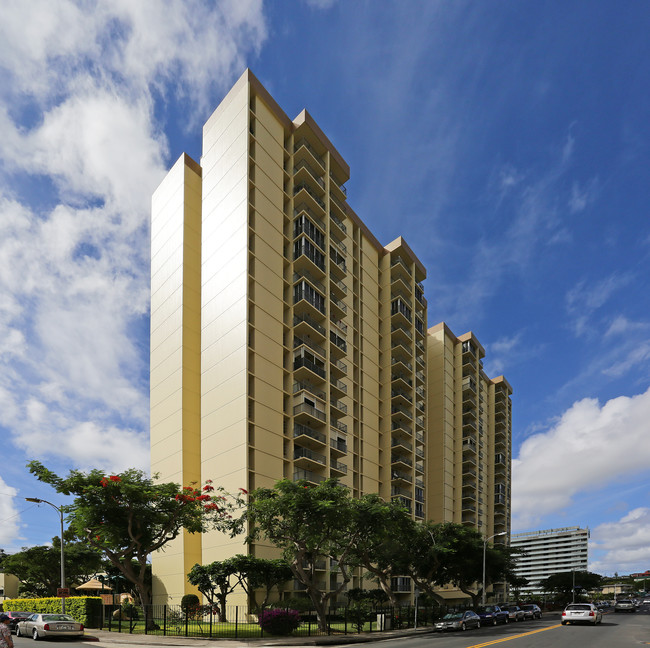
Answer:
[{"left": 15, "top": 613, "right": 84, "bottom": 640}]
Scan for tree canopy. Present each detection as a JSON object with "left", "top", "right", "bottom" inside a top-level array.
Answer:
[
  {"left": 1, "top": 535, "right": 104, "bottom": 597},
  {"left": 28, "top": 460, "right": 243, "bottom": 626}
]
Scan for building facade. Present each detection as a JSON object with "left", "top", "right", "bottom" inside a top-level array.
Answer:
[
  {"left": 510, "top": 526, "right": 590, "bottom": 594},
  {"left": 425, "top": 323, "right": 512, "bottom": 601},
  {"left": 150, "top": 69, "right": 512, "bottom": 605}
]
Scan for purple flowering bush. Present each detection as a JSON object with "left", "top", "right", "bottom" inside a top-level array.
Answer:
[{"left": 258, "top": 608, "right": 301, "bottom": 635}]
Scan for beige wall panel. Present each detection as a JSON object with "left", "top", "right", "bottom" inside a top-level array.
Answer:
[
  {"left": 254, "top": 169, "right": 283, "bottom": 207},
  {"left": 253, "top": 142, "right": 283, "bottom": 187},
  {"left": 203, "top": 87, "right": 248, "bottom": 155},
  {"left": 201, "top": 392, "right": 246, "bottom": 434},
  {"left": 254, "top": 121, "right": 282, "bottom": 162},
  {"left": 203, "top": 151, "right": 247, "bottom": 207},
  {"left": 150, "top": 398, "right": 182, "bottom": 430},
  {"left": 151, "top": 343, "right": 182, "bottom": 378},
  {"left": 254, "top": 96, "right": 285, "bottom": 145},
  {"left": 252, "top": 189, "right": 284, "bottom": 229},
  {"left": 150, "top": 368, "right": 183, "bottom": 406},
  {"left": 202, "top": 139, "right": 247, "bottom": 192}
]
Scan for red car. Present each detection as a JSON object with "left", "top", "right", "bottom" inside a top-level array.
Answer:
[{"left": 4, "top": 611, "right": 32, "bottom": 634}]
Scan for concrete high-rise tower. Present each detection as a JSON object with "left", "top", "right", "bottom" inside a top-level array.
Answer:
[{"left": 150, "top": 70, "right": 512, "bottom": 605}]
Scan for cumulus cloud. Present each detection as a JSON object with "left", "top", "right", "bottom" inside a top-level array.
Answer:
[
  {"left": 589, "top": 508, "right": 650, "bottom": 574},
  {"left": 0, "top": 0, "right": 268, "bottom": 548},
  {"left": 512, "top": 387, "right": 650, "bottom": 529}
]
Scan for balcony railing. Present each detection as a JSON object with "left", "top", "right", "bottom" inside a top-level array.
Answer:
[
  {"left": 294, "top": 446, "right": 326, "bottom": 465},
  {"left": 294, "top": 312, "right": 326, "bottom": 336},
  {"left": 293, "top": 402, "right": 327, "bottom": 422},
  {"left": 293, "top": 423, "right": 326, "bottom": 444}
]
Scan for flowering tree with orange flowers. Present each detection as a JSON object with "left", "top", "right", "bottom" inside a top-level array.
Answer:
[{"left": 27, "top": 461, "right": 244, "bottom": 628}]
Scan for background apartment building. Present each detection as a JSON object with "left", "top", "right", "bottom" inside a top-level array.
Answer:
[
  {"left": 150, "top": 69, "right": 512, "bottom": 605},
  {"left": 510, "top": 526, "right": 590, "bottom": 595},
  {"left": 424, "top": 323, "right": 512, "bottom": 601}
]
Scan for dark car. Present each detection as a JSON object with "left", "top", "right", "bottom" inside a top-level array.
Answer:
[
  {"left": 476, "top": 605, "right": 510, "bottom": 625},
  {"left": 500, "top": 604, "right": 525, "bottom": 621},
  {"left": 3, "top": 611, "right": 31, "bottom": 634},
  {"left": 520, "top": 604, "right": 542, "bottom": 619}
]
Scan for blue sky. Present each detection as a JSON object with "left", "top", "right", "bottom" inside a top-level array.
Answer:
[{"left": 0, "top": 0, "right": 649, "bottom": 577}]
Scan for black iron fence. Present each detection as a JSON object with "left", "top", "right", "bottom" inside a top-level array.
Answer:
[{"left": 100, "top": 603, "right": 447, "bottom": 638}]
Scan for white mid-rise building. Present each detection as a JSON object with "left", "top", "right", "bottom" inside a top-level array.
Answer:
[{"left": 511, "top": 526, "right": 589, "bottom": 594}]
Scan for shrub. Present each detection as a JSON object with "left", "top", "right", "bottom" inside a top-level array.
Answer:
[
  {"left": 121, "top": 601, "right": 139, "bottom": 620},
  {"left": 347, "top": 601, "right": 372, "bottom": 633},
  {"left": 2, "top": 597, "right": 102, "bottom": 628},
  {"left": 180, "top": 594, "right": 201, "bottom": 618},
  {"left": 258, "top": 608, "right": 301, "bottom": 635}
]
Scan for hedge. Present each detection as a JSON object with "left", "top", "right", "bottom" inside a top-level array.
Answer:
[{"left": 2, "top": 596, "right": 103, "bottom": 628}]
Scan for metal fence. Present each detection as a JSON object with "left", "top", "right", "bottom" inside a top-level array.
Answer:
[{"left": 100, "top": 603, "right": 445, "bottom": 638}]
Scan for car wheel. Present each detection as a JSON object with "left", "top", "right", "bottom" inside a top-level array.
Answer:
[
  {"left": 33, "top": 628, "right": 40, "bottom": 640},
  {"left": 477, "top": 621, "right": 481, "bottom": 629},
  {"left": 561, "top": 621, "right": 566, "bottom": 625},
  {"left": 461, "top": 622, "right": 466, "bottom": 631},
  {"left": 15, "top": 627, "right": 21, "bottom": 638},
  {"left": 504, "top": 617, "right": 509, "bottom": 624},
  {"left": 493, "top": 618, "right": 497, "bottom": 626}
]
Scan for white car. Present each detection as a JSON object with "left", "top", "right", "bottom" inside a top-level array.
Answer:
[{"left": 561, "top": 603, "right": 602, "bottom": 625}]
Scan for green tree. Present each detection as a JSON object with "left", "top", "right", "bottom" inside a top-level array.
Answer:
[
  {"left": 2, "top": 536, "right": 104, "bottom": 597},
  {"left": 539, "top": 570, "right": 604, "bottom": 604},
  {"left": 187, "top": 560, "right": 239, "bottom": 621},
  {"left": 27, "top": 461, "right": 243, "bottom": 628},
  {"left": 228, "top": 554, "right": 293, "bottom": 611},
  {"left": 245, "top": 478, "right": 360, "bottom": 632},
  {"left": 347, "top": 494, "right": 414, "bottom": 606}
]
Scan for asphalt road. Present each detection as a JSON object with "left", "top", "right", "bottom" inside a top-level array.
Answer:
[
  {"left": 10, "top": 604, "right": 650, "bottom": 648},
  {"left": 358, "top": 605, "right": 650, "bottom": 648}
]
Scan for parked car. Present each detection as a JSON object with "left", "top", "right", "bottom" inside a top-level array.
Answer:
[
  {"left": 615, "top": 599, "right": 637, "bottom": 612},
  {"left": 520, "top": 604, "right": 542, "bottom": 619},
  {"left": 3, "top": 612, "right": 31, "bottom": 634},
  {"left": 561, "top": 603, "right": 602, "bottom": 625},
  {"left": 435, "top": 610, "right": 481, "bottom": 631},
  {"left": 476, "top": 605, "right": 510, "bottom": 625},
  {"left": 500, "top": 604, "right": 525, "bottom": 621},
  {"left": 15, "top": 613, "right": 84, "bottom": 639}
]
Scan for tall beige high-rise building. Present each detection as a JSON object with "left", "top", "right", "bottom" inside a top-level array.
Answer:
[{"left": 150, "top": 70, "right": 512, "bottom": 605}]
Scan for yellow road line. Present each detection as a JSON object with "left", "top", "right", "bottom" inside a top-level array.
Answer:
[{"left": 463, "top": 624, "right": 563, "bottom": 648}]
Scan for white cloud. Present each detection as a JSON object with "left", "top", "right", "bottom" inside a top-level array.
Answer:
[
  {"left": 512, "top": 386, "right": 650, "bottom": 529},
  {"left": 0, "top": 0, "right": 267, "bottom": 497},
  {"left": 589, "top": 508, "right": 650, "bottom": 575},
  {"left": 565, "top": 273, "right": 632, "bottom": 337}
]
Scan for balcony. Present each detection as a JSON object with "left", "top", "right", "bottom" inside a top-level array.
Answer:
[
  {"left": 332, "top": 419, "right": 347, "bottom": 434},
  {"left": 330, "top": 378, "right": 347, "bottom": 397},
  {"left": 294, "top": 380, "right": 326, "bottom": 401},
  {"left": 330, "top": 437, "right": 347, "bottom": 455},
  {"left": 294, "top": 312, "right": 326, "bottom": 339},
  {"left": 294, "top": 334, "right": 326, "bottom": 359},
  {"left": 330, "top": 275, "right": 347, "bottom": 297},
  {"left": 391, "top": 297, "right": 412, "bottom": 324},
  {"left": 330, "top": 193, "right": 347, "bottom": 217},
  {"left": 391, "top": 388, "right": 413, "bottom": 405},
  {"left": 330, "top": 357, "right": 347, "bottom": 377},
  {"left": 294, "top": 138, "right": 325, "bottom": 170},
  {"left": 330, "top": 397, "right": 347, "bottom": 416},
  {"left": 392, "top": 424, "right": 413, "bottom": 441},
  {"left": 391, "top": 405, "right": 413, "bottom": 421},
  {"left": 294, "top": 181, "right": 325, "bottom": 211},
  {"left": 294, "top": 423, "right": 326, "bottom": 447},
  {"left": 392, "top": 357, "right": 413, "bottom": 372},
  {"left": 330, "top": 330, "right": 347, "bottom": 354},
  {"left": 391, "top": 437, "right": 413, "bottom": 453},
  {"left": 391, "top": 372, "right": 412, "bottom": 388},
  {"left": 391, "top": 454, "right": 413, "bottom": 469},
  {"left": 330, "top": 211, "right": 347, "bottom": 235},
  {"left": 293, "top": 401, "right": 327, "bottom": 424},
  {"left": 329, "top": 247, "right": 347, "bottom": 277},
  {"left": 293, "top": 468, "right": 326, "bottom": 487},
  {"left": 331, "top": 317, "right": 347, "bottom": 336},
  {"left": 391, "top": 256, "right": 412, "bottom": 279},
  {"left": 293, "top": 355, "right": 326, "bottom": 379},
  {"left": 330, "top": 295, "right": 347, "bottom": 317},
  {"left": 294, "top": 446, "right": 326, "bottom": 466},
  {"left": 330, "top": 459, "right": 347, "bottom": 476},
  {"left": 391, "top": 471, "right": 412, "bottom": 485},
  {"left": 294, "top": 159, "right": 325, "bottom": 190},
  {"left": 495, "top": 493, "right": 506, "bottom": 506}
]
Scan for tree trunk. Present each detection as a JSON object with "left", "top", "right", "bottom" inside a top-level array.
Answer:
[
  {"left": 217, "top": 593, "right": 228, "bottom": 622},
  {"left": 305, "top": 588, "right": 329, "bottom": 633}
]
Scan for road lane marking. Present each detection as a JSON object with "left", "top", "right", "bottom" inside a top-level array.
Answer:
[{"left": 463, "top": 624, "right": 563, "bottom": 648}]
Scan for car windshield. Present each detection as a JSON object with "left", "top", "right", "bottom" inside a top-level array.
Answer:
[
  {"left": 443, "top": 613, "right": 463, "bottom": 619},
  {"left": 42, "top": 615, "right": 75, "bottom": 621},
  {"left": 478, "top": 606, "right": 494, "bottom": 612},
  {"left": 521, "top": 605, "right": 533, "bottom": 609},
  {"left": 566, "top": 604, "right": 591, "bottom": 610}
]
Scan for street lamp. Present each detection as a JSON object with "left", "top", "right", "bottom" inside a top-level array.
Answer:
[
  {"left": 482, "top": 531, "right": 507, "bottom": 606},
  {"left": 25, "top": 498, "right": 66, "bottom": 613}
]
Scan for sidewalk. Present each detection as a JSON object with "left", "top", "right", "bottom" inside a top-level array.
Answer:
[{"left": 81, "top": 625, "right": 435, "bottom": 647}]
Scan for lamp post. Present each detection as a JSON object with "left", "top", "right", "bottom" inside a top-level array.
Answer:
[
  {"left": 482, "top": 531, "right": 507, "bottom": 607},
  {"left": 25, "top": 498, "right": 66, "bottom": 613}
]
